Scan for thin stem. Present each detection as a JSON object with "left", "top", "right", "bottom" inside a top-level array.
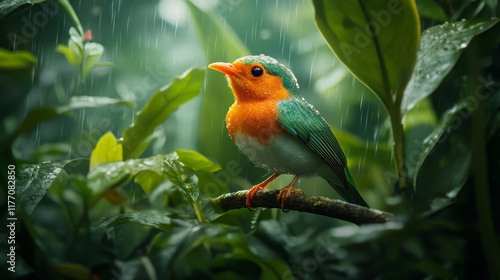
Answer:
[
  {"left": 468, "top": 44, "right": 500, "bottom": 280},
  {"left": 191, "top": 200, "right": 206, "bottom": 223},
  {"left": 388, "top": 103, "right": 410, "bottom": 209}
]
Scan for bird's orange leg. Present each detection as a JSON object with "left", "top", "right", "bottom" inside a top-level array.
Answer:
[
  {"left": 246, "top": 174, "right": 280, "bottom": 208},
  {"left": 277, "top": 175, "right": 302, "bottom": 210}
]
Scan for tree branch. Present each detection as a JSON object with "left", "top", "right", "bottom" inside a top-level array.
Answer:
[{"left": 213, "top": 190, "right": 392, "bottom": 225}]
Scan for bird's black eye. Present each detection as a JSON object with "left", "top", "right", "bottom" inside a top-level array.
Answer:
[{"left": 251, "top": 66, "right": 264, "bottom": 77}]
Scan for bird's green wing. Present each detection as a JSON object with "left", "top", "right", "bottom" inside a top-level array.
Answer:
[{"left": 277, "top": 97, "right": 368, "bottom": 207}]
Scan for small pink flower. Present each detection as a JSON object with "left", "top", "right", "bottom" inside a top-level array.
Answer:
[{"left": 84, "top": 30, "right": 92, "bottom": 42}]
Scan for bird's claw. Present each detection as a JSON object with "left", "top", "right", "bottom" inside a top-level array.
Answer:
[
  {"left": 246, "top": 186, "right": 269, "bottom": 210},
  {"left": 277, "top": 185, "right": 302, "bottom": 211},
  {"left": 246, "top": 174, "right": 280, "bottom": 210}
]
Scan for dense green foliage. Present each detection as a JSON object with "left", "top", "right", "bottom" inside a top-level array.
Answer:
[{"left": 1, "top": 0, "right": 499, "bottom": 279}]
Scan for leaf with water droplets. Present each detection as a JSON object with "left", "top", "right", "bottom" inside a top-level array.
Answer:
[
  {"left": 17, "top": 160, "right": 71, "bottom": 215},
  {"left": 401, "top": 18, "right": 499, "bottom": 116},
  {"left": 91, "top": 211, "right": 181, "bottom": 236},
  {"left": 0, "top": 0, "right": 48, "bottom": 19},
  {"left": 87, "top": 155, "right": 170, "bottom": 195}
]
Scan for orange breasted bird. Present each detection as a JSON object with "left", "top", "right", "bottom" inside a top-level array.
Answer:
[{"left": 209, "top": 55, "right": 369, "bottom": 209}]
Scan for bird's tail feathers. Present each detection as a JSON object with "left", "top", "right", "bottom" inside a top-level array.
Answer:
[{"left": 325, "top": 168, "right": 369, "bottom": 207}]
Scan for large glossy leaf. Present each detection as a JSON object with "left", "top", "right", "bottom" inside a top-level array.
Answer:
[
  {"left": 1, "top": 96, "right": 134, "bottom": 146},
  {"left": 401, "top": 19, "right": 499, "bottom": 115},
  {"left": 0, "top": 0, "right": 47, "bottom": 19},
  {"left": 0, "top": 48, "right": 36, "bottom": 69},
  {"left": 186, "top": 1, "right": 250, "bottom": 163},
  {"left": 414, "top": 88, "right": 500, "bottom": 212},
  {"left": 313, "top": 0, "right": 420, "bottom": 104},
  {"left": 87, "top": 155, "right": 176, "bottom": 195},
  {"left": 88, "top": 152, "right": 207, "bottom": 221},
  {"left": 122, "top": 68, "right": 204, "bottom": 159},
  {"left": 412, "top": 101, "right": 471, "bottom": 212},
  {"left": 17, "top": 160, "right": 70, "bottom": 215}
]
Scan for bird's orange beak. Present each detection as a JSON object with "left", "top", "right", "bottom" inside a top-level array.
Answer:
[{"left": 208, "top": 62, "right": 237, "bottom": 76}]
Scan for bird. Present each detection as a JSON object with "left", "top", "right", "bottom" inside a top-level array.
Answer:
[{"left": 208, "top": 54, "right": 369, "bottom": 209}]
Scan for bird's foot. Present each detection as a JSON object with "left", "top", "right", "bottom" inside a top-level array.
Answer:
[
  {"left": 246, "top": 185, "right": 269, "bottom": 209},
  {"left": 277, "top": 175, "right": 302, "bottom": 211},
  {"left": 246, "top": 174, "right": 280, "bottom": 209}
]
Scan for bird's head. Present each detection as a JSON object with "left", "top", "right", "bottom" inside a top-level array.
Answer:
[{"left": 209, "top": 55, "right": 300, "bottom": 102}]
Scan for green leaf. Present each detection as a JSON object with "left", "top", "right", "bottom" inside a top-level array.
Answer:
[
  {"left": 17, "top": 160, "right": 69, "bottom": 215},
  {"left": 81, "top": 42, "right": 104, "bottom": 80},
  {"left": 87, "top": 153, "right": 188, "bottom": 194},
  {"left": 30, "top": 142, "right": 71, "bottom": 162},
  {"left": 412, "top": 101, "right": 471, "bottom": 212},
  {"left": 134, "top": 170, "right": 167, "bottom": 194},
  {"left": 56, "top": 27, "right": 85, "bottom": 66},
  {"left": 68, "top": 39, "right": 82, "bottom": 65},
  {"left": 401, "top": 19, "right": 499, "bottom": 115},
  {"left": 1, "top": 96, "right": 135, "bottom": 146},
  {"left": 0, "top": 48, "right": 36, "bottom": 69},
  {"left": 313, "top": 0, "right": 420, "bottom": 105},
  {"left": 92, "top": 61, "right": 115, "bottom": 68},
  {"left": 176, "top": 149, "right": 222, "bottom": 174},
  {"left": 122, "top": 68, "right": 205, "bottom": 159},
  {"left": 92, "top": 215, "right": 187, "bottom": 261},
  {"left": 56, "top": 0, "right": 84, "bottom": 36},
  {"left": 69, "top": 26, "right": 83, "bottom": 46},
  {"left": 62, "top": 96, "right": 135, "bottom": 110},
  {"left": 91, "top": 211, "right": 178, "bottom": 236},
  {"left": 88, "top": 155, "right": 165, "bottom": 195},
  {"left": 89, "top": 132, "right": 123, "bottom": 171},
  {"left": 403, "top": 98, "right": 438, "bottom": 179},
  {"left": 56, "top": 45, "right": 76, "bottom": 64},
  {"left": 186, "top": 0, "right": 250, "bottom": 163},
  {"left": 88, "top": 152, "right": 206, "bottom": 221},
  {"left": 0, "top": 0, "right": 47, "bottom": 19}
]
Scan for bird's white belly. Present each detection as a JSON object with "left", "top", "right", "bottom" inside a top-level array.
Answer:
[{"left": 234, "top": 132, "right": 327, "bottom": 175}]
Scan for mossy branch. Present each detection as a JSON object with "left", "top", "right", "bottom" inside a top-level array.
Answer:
[{"left": 214, "top": 190, "right": 392, "bottom": 225}]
